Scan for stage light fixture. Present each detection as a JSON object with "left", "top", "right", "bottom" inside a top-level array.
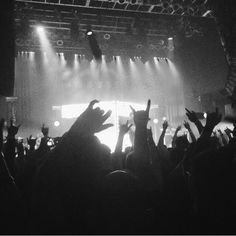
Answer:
[
  {"left": 203, "top": 112, "right": 207, "bottom": 118},
  {"left": 104, "top": 33, "right": 111, "bottom": 40},
  {"left": 140, "top": 56, "right": 148, "bottom": 64},
  {"left": 153, "top": 118, "right": 159, "bottom": 124},
  {"left": 87, "top": 30, "right": 93, "bottom": 36},
  {"left": 56, "top": 40, "right": 64, "bottom": 46},
  {"left": 36, "top": 25, "right": 44, "bottom": 34},
  {"left": 54, "top": 121, "right": 60, "bottom": 127}
]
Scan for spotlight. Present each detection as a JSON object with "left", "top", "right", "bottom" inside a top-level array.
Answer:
[
  {"left": 54, "top": 121, "right": 60, "bottom": 127},
  {"left": 130, "top": 56, "right": 135, "bottom": 62},
  {"left": 168, "top": 37, "right": 173, "bottom": 40},
  {"left": 36, "top": 25, "right": 44, "bottom": 33},
  {"left": 87, "top": 30, "right": 93, "bottom": 36},
  {"left": 140, "top": 56, "right": 148, "bottom": 64},
  {"left": 162, "top": 116, "right": 167, "bottom": 121},
  {"left": 86, "top": 29, "right": 102, "bottom": 61},
  {"left": 153, "top": 118, "right": 159, "bottom": 124},
  {"left": 203, "top": 112, "right": 207, "bottom": 118}
]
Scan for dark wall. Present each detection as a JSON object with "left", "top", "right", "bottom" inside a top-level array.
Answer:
[{"left": 0, "top": 0, "right": 15, "bottom": 97}]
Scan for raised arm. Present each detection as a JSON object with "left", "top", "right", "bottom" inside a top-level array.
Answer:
[
  {"left": 157, "top": 120, "right": 168, "bottom": 148},
  {"left": 190, "top": 108, "right": 222, "bottom": 157},
  {"left": 114, "top": 121, "right": 132, "bottom": 154},
  {"left": 217, "top": 129, "right": 228, "bottom": 146},
  {"left": 171, "top": 125, "right": 181, "bottom": 148},
  {"left": 185, "top": 108, "right": 204, "bottom": 135},
  {"left": 4, "top": 118, "right": 21, "bottom": 177},
  {"left": 184, "top": 120, "right": 196, "bottom": 143},
  {"left": 130, "top": 99, "right": 151, "bottom": 157},
  {"left": 201, "top": 108, "right": 222, "bottom": 139}
]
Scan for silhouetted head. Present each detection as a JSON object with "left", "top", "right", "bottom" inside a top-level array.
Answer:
[{"left": 97, "top": 170, "right": 148, "bottom": 234}]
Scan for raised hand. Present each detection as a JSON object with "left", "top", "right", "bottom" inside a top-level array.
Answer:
[
  {"left": 224, "top": 127, "right": 233, "bottom": 139},
  {"left": 27, "top": 135, "right": 37, "bottom": 149},
  {"left": 183, "top": 120, "right": 190, "bottom": 130},
  {"left": 120, "top": 120, "right": 132, "bottom": 135},
  {"left": 185, "top": 108, "right": 198, "bottom": 123},
  {"left": 69, "top": 100, "right": 113, "bottom": 136},
  {"left": 217, "top": 129, "right": 223, "bottom": 135},
  {"left": 176, "top": 125, "right": 181, "bottom": 132},
  {"left": 130, "top": 99, "right": 151, "bottom": 128},
  {"left": 162, "top": 120, "right": 169, "bottom": 130},
  {"left": 41, "top": 124, "right": 49, "bottom": 137},
  {"left": 212, "top": 130, "right": 218, "bottom": 137},
  {"left": 7, "top": 118, "right": 20, "bottom": 138},
  {"left": 205, "top": 108, "right": 222, "bottom": 129},
  {"left": 16, "top": 139, "right": 24, "bottom": 152}
]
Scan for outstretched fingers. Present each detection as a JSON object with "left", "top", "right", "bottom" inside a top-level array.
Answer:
[
  {"left": 101, "top": 110, "right": 112, "bottom": 123},
  {"left": 88, "top": 99, "right": 99, "bottom": 109},
  {"left": 130, "top": 105, "right": 136, "bottom": 114},
  {"left": 98, "top": 123, "right": 114, "bottom": 132},
  {"left": 146, "top": 99, "right": 151, "bottom": 114}
]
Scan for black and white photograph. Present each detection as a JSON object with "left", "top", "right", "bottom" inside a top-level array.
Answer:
[{"left": 0, "top": 0, "right": 236, "bottom": 234}]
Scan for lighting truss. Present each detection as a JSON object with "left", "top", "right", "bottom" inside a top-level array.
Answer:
[{"left": 15, "top": 0, "right": 210, "bottom": 17}]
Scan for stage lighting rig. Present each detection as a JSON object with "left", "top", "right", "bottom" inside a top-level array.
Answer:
[{"left": 86, "top": 28, "right": 102, "bottom": 62}]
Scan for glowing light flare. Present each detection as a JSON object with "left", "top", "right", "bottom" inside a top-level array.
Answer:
[
  {"left": 61, "top": 103, "right": 88, "bottom": 118},
  {"left": 87, "top": 31, "right": 93, "bottom": 36},
  {"left": 168, "top": 60, "right": 179, "bottom": 78},
  {"left": 59, "top": 53, "right": 66, "bottom": 66},
  {"left": 89, "top": 59, "right": 100, "bottom": 82},
  {"left": 144, "top": 61, "right": 153, "bottom": 76},
  {"left": 101, "top": 55, "right": 108, "bottom": 72},
  {"left": 43, "top": 51, "right": 49, "bottom": 64},
  {"left": 54, "top": 121, "right": 60, "bottom": 127},
  {"left": 36, "top": 25, "right": 44, "bottom": 34},
  {"left": 116, "top": 56, "right": 125, "bottom": 76},
  {"left": 122, "top": 133, "right": 132, "bottom": 151},
  {"left": 60, "top": 101, "right": 156, "bottom": 152},
  {"left": 153, "top": 57, "right": 161, "bottom": 71},
  {"left": 29, "top": 51, "right": 35, "bottom": 61},
  {"left": 61, "top": 101, "right": 154, "bottom": 119},
  {"left": 95, "top": 126, "right": 117, "bottom": 152},
  {"left": 153, "top": 118, "right": 159, "bottom": 124},
  {"left": 74, "top": 54, "right": 79, "bottom": 69},
  {"left": 129, "top": 58, "right": 140, "bottom": 80},
  {"left": 37, "top": 26, "right": 58, "bottom": 66}
]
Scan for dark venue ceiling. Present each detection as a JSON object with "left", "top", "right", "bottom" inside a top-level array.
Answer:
[
  {"left": 14, "top": 0, "right": 210, "bottom": 55},
  {"left": 14, "top": 0, "right": 236, "bottom": 103}
]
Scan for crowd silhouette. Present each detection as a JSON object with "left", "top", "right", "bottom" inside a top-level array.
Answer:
[{"left": 0, "top": 99, "right": 236, "bottom": 234}]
